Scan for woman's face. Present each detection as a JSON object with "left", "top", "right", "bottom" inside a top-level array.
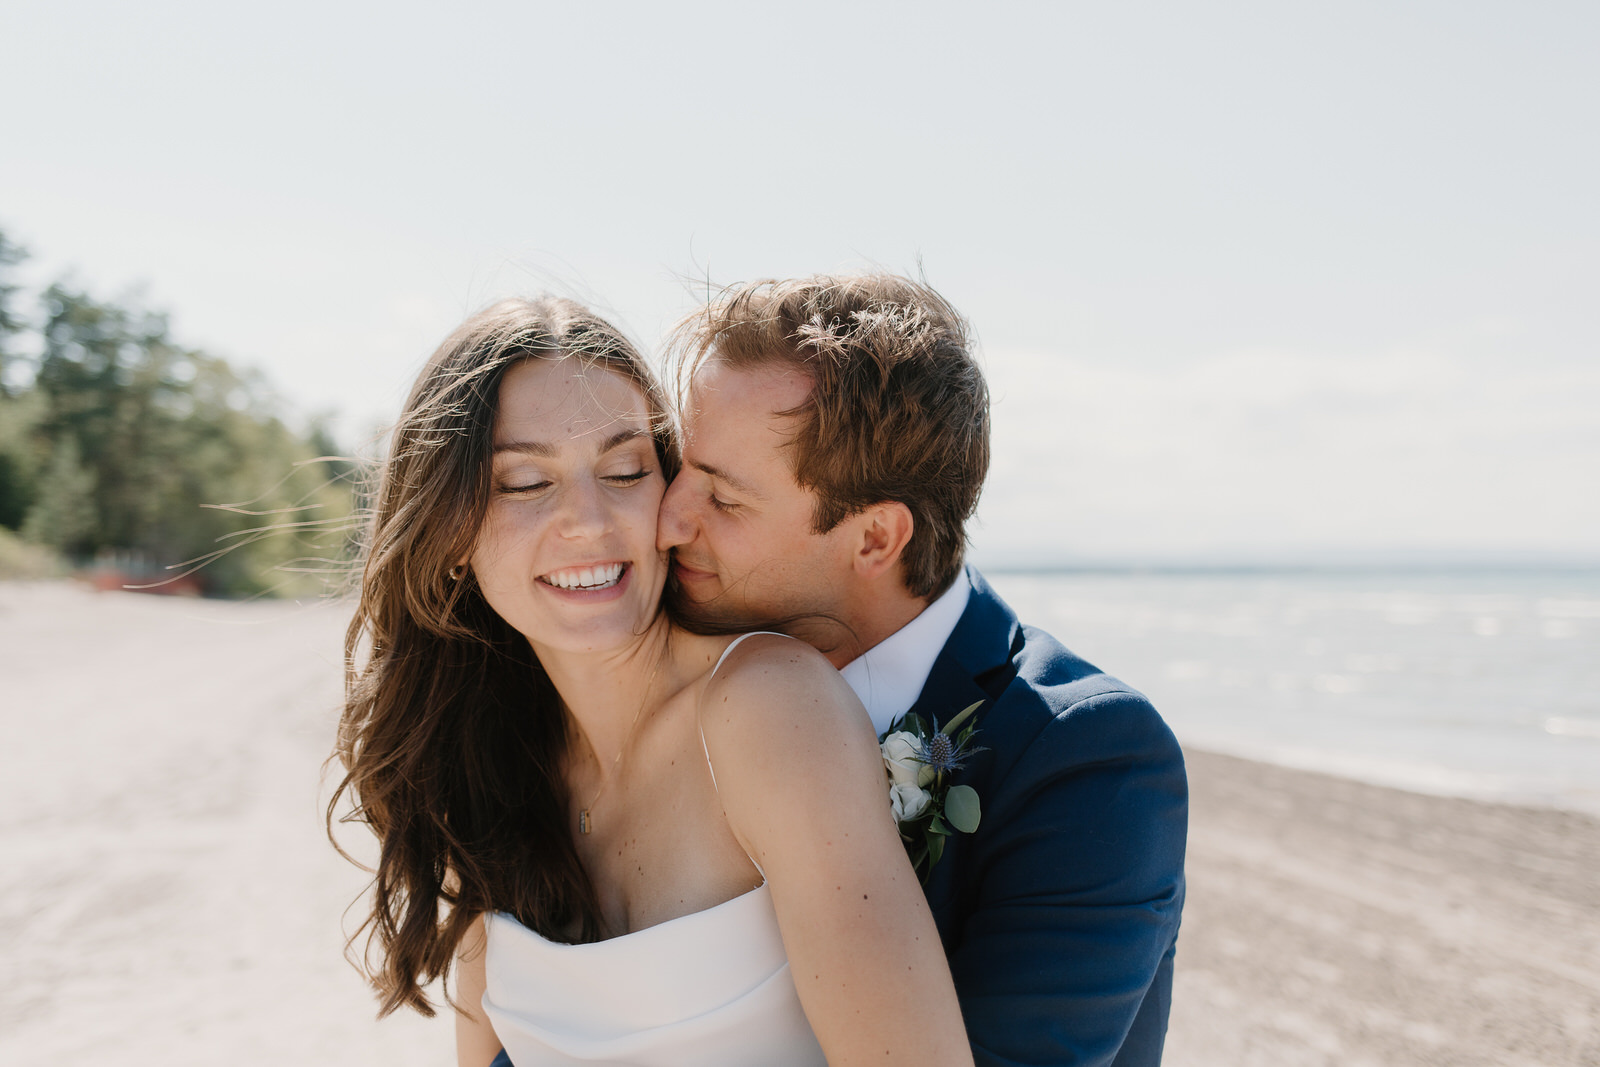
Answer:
[{"left": 469, "top": 357, "right": 667, "bottom": 657}]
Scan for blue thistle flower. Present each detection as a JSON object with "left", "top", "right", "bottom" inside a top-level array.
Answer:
[{"left": 914, "top": 731, "right": 973, "bottom": 777}]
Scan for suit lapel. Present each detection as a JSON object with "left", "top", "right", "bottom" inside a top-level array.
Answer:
[
  {"left": 905, "top": 568, "right": 1022, "bottom": 923},
  {"left": 906, "top": 567, "right": 1020, "bottom": 731}
]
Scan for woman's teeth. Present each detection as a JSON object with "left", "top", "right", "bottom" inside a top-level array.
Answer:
[{"left": 542, "top": 563, "right": 625, "bottom": 590}]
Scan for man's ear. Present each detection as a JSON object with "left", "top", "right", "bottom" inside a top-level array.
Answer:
[{"left": 850, "top": 501, "right": 914, "bottom": 579}]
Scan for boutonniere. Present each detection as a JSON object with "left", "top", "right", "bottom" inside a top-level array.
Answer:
[{"left": 879, "top": 700, "right": 984, "bottom": 882}]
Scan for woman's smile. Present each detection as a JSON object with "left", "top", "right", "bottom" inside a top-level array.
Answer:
[{"left": 537, "top": 561, "right": 631, "bottom": 597}]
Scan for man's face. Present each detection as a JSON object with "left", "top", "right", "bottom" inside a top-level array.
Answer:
[{"left": 657, "top": 359, "right": 856, "bottom": 627}]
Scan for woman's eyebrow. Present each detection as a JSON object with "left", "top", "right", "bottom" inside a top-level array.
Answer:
[
  {"left": 493, "top": 428, "right": 648, "bottom": 457},
  {"left": 493, "top": 440, "right": 556, "bottom": 458},
  {"left": 596, "top": 428, "right": 650, "bottom": 453}
]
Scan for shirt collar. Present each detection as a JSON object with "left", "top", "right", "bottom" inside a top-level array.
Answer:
[{"left": 840, "top": 570, "right": 972, "bottom": 736}]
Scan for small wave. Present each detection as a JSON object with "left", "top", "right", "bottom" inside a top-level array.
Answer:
[
  {"left": 1539, "top": 598, "right": 1600, "bottom": 619},
  {"left": 1544, "top": 716, "right": 1600, "bottom": 740}
]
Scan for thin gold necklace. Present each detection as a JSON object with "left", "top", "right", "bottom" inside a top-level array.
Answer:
[{"left": 577, "top": 650, "right": 665, "bottom": 836}]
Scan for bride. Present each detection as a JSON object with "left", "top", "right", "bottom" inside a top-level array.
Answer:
[{"left": 330, "top": 297, "right": 972, "bottom": 1066}]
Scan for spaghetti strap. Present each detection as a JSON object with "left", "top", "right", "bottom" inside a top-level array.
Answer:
[
  {"left": 702, "top": 632, "right": 794, "bottom": 786},
  {"left": 710, "top": 630, "right": 791, "bottom": 680},
  {"left": 701, "top": 632, "right": 794, "bottom": 881}
]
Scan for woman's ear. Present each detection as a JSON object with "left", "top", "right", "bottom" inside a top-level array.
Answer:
[{"left": 850, "top": 501, "right": 914, "bottom": 580}]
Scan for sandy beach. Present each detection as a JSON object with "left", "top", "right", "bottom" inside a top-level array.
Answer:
[
  {"left": 2, "top": 581, "right": 1596, "bottom": 1065},
  {"left": 1168, "top": 751, "right": 1600, "bottom": 1065}
]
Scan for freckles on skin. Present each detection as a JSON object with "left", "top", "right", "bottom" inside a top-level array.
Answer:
[{"left": 471, "top": 358, "right": 667, "bottom": 652}]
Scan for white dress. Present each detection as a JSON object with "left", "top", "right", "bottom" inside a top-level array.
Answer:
[{"left": 481, "top": 635, "right": 828, "bottom": 1067}]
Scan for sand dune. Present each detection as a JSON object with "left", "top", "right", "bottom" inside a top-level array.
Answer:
[{"left": 2, "top": 581, "right": 1595, "bottom": 1065}]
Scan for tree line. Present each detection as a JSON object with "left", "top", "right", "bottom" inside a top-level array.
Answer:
[{"left": 0, "top": 227, "right": 355, "bottom": 597}]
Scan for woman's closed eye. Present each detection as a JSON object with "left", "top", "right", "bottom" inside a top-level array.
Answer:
[
  {"left": 497, "top": 469, "right": 650, "bottom": 494},
  {"left": 496, "top": 483, "right": 553, "bottom": 499},
  {"left": 603, "top": 470, "right": 651, "bottom": 486}
]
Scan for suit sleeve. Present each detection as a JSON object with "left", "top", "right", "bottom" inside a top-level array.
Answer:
[{"left": 948, "top": 687, "right": 1188, "bottom": 1067}]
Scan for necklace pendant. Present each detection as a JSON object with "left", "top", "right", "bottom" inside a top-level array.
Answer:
[{"left": 578, "top": 809, "right": 592, "bottom": 835}]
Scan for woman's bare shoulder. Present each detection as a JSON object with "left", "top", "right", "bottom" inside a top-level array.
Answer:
[
  {"left": 700, "top": 633, "right": 861, "bottom": 726},
  {"left": 696, "top": 632, "right": 878, "bottom": 805}
]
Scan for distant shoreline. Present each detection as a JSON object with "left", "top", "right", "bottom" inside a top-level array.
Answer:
[{"left": 974, "top": 559, "right": 1600, "bottom": 577}]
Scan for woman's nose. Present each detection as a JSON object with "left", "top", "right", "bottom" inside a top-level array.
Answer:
[{"left": 556, "top": 479, "right": 609, "bottom": 539}]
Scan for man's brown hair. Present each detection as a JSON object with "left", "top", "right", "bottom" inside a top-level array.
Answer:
[{"left": 672, "top": 273, "right": 989, "bottom": 599}]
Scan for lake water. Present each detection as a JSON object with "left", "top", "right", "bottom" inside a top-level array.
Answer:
[{"left": 983, "top": 569, "right": 1600, "bottom": 813}]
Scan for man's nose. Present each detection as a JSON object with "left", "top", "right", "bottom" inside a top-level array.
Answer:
[{"left": 657, "top": 473, "right": 694, "bottom": 551}]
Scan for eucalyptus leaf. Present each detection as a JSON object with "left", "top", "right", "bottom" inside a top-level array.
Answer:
[
  {"left": 944, "top": 785, "right": 981, "bottom": 833},
  {"left": 929, "top": 813, "right": 950, "bottom": 836},
  {"left": 927, "top": 832, "right": 945, "bottom": 867},
  {"left": 943, "top": 699, "right": 984, "bottom": 736}
]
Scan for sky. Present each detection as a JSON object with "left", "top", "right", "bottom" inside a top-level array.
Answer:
[{"left": 2, "top": 0, "right": 1596, "bottom": 564}]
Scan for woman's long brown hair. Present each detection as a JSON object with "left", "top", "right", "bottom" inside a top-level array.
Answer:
[{"left": 328, "top": 297, "right": 679, "bottom": 1017}]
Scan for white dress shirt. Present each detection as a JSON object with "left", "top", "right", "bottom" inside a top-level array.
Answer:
[{"left": 839, "top": 570, "right": 972, "bottom": 736}]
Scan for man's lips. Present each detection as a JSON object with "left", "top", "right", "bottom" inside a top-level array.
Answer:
[{"left": 671, "top": 559, "right": 716, "bottom": 585}]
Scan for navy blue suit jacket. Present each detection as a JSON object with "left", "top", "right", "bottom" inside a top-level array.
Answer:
[
  {"left": 914, "top": 568, "right": 1187, "bottom": 1066},
  {"left": 490, "top": 568, "right": 1185, "bottom": 1067}
]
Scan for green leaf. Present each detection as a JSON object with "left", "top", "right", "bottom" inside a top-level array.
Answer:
[
  {"left": 928, "top": 813, "right": 950, "bottom": 836},
  {"left": 945, "top": 785, "right": 981, "bottom": 833},
  {"left": 943, "top": 700, "right": 984, "bottom": 735},
  {"left": 903, "top": 713, "right": 930, "bottom": 737},
  {"left": 927, "top": 832, "right": 945, "bottom": 868}
]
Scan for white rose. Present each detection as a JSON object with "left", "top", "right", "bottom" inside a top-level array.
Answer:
[
  {"left": 890, "top": 782, "right": 933, "bottom": 823},
  {"left": 881, "top": 731, "right": 924, "bottom": 788}
]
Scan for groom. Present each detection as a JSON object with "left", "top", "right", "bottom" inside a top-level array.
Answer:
[{"left": 657, "top": 274, "right": 1188, "bottom": 1066}]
